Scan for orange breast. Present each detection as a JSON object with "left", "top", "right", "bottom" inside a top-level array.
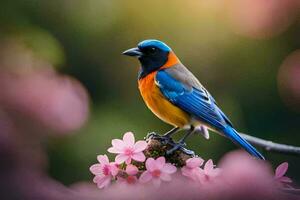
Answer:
[{"left": 138, "top": 71, "right": 190, "bottom": 128}]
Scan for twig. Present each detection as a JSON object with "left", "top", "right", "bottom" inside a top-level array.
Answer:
[
  {"left": 281, "top": 188, "right": 300, "bottom": 196},
  {"left": 240, "top": 133, "right": 300, "bottom": 156}
]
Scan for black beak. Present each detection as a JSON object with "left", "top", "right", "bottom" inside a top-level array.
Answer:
[{"left": 122, "top": 47, "right": 143, "bottom": 57}]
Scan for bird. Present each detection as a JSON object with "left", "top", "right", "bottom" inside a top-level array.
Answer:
[{"left": 122, "top": 39, "right": 264, "bottom": 160}]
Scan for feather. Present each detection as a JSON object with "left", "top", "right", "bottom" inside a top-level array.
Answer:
[{"left": 155, "top": 67, "right": 264, "bottom": 159}]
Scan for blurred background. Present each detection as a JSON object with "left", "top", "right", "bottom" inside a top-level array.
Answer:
[{"left": 0, "top": 0, "right": 299, "bottom": 197}]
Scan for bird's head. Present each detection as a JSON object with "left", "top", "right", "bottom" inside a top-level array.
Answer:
[{"left": 123, "top": 39, "right": 179, "bottom": 79}]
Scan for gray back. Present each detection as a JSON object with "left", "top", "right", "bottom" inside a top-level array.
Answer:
[{"left": 164, "top": 63, "right": 203, "bottom": 90}]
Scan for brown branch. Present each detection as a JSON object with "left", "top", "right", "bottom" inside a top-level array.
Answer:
[{"left": 240, "top": 133, "right": 300, "bottom": 156}]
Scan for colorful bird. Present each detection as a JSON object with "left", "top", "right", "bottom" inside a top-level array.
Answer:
[{"left": 122, "top": 39, "right": 264, "bottom": 160}]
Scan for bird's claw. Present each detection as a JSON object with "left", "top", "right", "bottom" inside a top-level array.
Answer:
[
  {"left": 166, "top": 142, "right": 195, "bottom": 156},
  {"left": 145, "top": 132, "right": 158, "bottom": 140},
  {"left": 145, "top": 132, "right": 176, "bottom": 145},
  {"left": 146, "top": 132, "right": 195, "bottom": 156}
]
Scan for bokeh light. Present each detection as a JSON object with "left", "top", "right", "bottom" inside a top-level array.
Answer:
[
  {"left": 0, "top": 39, "right": 89, "bottom": 134},
  {"left": 278, "top": 50, "right": 300, "bottom": 112},
  {"left": 225, "top": 0, "right": 299, "bottom": 38}
]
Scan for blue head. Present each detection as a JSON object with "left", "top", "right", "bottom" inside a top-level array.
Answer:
[{"left": 123, "top": 39, "right": 172, "bottom": 79}]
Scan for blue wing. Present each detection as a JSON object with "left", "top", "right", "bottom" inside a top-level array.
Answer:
[
  {"left": 155, "top": 69, "right": 265, "bottom": 159},
  {"left": 155, "top": 69, "right": 227, "bottom": 130}
]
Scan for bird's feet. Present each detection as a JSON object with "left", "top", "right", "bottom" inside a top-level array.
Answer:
[
  {"left": 146, "top": 132, "right": 195, "bottom": 156},
  {"left": 145, "top": 132, "right": 176, "bottom": 146},
  {"left": 166, "top": 142, "right": 195, "bottom": 156}
]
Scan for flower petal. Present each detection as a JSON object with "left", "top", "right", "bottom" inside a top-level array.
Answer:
[
  {"left": 155, "top": 157, "right": 166, "bottom": 169},
  {"left": 146, "top": 158, "right": 156, "bottom": 171},
  {"left": 126, "top": 164, "right": 139, "bottom": 176},
  {"left": 125, "top": 157, "right": 132, "bottom": 164},
  {"left": 278, "top": 176, "right": 293, "bottom": 183},
  {"left": 107, "top": 147, "right": 121, "bottom": 154},
  {"left": 186, "top": 157, "right": 204, "bottom": 168},
  {"left": 108, "top": 139, "right": 125, "bottom": 154},
  {"left": 132, "top": 152, "right": 146, "bottom": 162},
  {"left": 275, "top": 162, "right": 289, "bottom": 178},
  {"left": 93, "top": 175, "right": 105, "bottom": 183},
  {"left": 196, "top": 169, "right": 205, "bottom": 182},
  {"left": 139, "top": 171, "right": 152, "bottom": 183},
  {"left": 97, "top": 155, "right": 109, "bottom": 164},
  {"left": 182, "top": 168, "right": 202, "bottom": 181},
  {"left": 89, "top": 164, "right": 103, "bottom": 175},
  {"left": 181, "top": 167, "right": 192, "bottom": 178},
  {"left": 97, "top": 176, "right": 111, "bottom": 189},
  {"left": 109, "top": 163, "right": 119, "bottom": 176},
  {"left": 204, "top": 159, "right": 214, "bottom": 172},
  {"left": 112, "top": 139, "right": 125, "bottom": 149},
  {"left": 123, "top": 132, "right": 135, "bottom": 146},
  {"left": 115, "top": 154, "right": 129, "bottom": 164},
  {"left": 210, "top": 168, "right": 221, "bottom": 177},
  {"left": 162, "top": 163, "right": 177, "bottom": 174},
  {"left": 134, "top": 141, "right": 148, "bottom": 152},
  {"left": 160, "top": 173, "right": 172, "bottom": 181}
]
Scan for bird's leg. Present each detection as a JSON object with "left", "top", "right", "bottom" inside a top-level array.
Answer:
[
  {"left": 166, "top": 126, "right": 195, "bottom": 155},
  {"left": 157, "top": 127, "right": 180, "bottom": 145},
  {"left": 163, "top": 127, "right": 180, "bottom": 138},
  {"left": 178, "top": 126, "right": 195, "bottom": 145}
]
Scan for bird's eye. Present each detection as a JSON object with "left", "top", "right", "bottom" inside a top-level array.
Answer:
[{"left": 147, "top": 47, "right": 157, "bottom": 54}]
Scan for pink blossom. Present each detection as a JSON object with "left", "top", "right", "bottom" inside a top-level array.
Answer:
[
  {"left": 126, "top": 164, "right": 139, "bottom": 176},
  {"left": 181, "top": 157, "right": 204, "bottom": 182},
  {"left": 139, "top": 157, "right": 177, "bottom": 187},
  {"left": 274, "top": 162, "right": 292, "bottom": 184},
  {"left": 107, "top": 132, "right": 147, "bottom": 164},
  {"left": 200, "top": 159, "right": 220, "bottom": 181},
  {"left": 0, "top": 69, "right": 89, "bottom": 134},
  {"left": 118, "top": 164, "right": 139, "bottom": 185},
  {"left": 77, "top": 151, "right": 297, "bottom": 200},
  {"left": 89, "top": 155, "right": 118, "bottom": 189}
]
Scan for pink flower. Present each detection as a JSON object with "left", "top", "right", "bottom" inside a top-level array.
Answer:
[
  {"left": 139, "top": 157, "right": 177, "bottom": 187},
  {"left": 89, "top": 155, "right": 119, "bottom": 189},
  {"left": 118, "top": 164, "right": 139, "bottom": 185},
  {"left": 181, "top": 157, "right": 204, "bottom": 182},
  {"left": 200, "top": 159, "right": 220, "bottom": 181},
  {"left": 108, "top": 132, "right": 147, "bottom": 164},
  {"left": 126, "top": 164, "right": 139, "bottom": 176},
  {"left": 274, "top": 162, "right": 292, "bottom": 184}
]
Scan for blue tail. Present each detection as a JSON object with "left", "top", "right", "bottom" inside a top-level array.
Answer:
[{"left": 223, "top": 126, "right": 265, "bottom": 160}]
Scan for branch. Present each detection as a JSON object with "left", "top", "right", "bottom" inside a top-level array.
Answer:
[
  {"left": 281, "top": 188, "right": 300, "bottom": 196},
  {"left": 240, "top": 133, "right": 300, "bottom": 156}
]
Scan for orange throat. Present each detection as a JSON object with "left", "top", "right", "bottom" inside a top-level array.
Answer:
[{"left": 161, "top": 51, "right": 180, "bottom": 69}]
